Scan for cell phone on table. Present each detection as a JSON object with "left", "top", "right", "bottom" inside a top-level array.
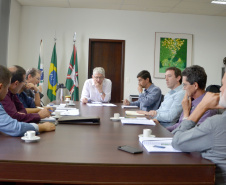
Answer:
[{"left": 118, "top": 145, "right": 143, "bottom": 154}]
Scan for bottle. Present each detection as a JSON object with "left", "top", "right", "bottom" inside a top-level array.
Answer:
[{"left": 56, "top": 83, "right": 70, "bottom": 104}]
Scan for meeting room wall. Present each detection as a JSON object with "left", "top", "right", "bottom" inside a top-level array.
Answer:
[{"left": 7, "top": 0, "right": 226, "bottom": 104}]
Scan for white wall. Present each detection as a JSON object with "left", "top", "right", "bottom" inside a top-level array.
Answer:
[
  {"left": 8, "top": 0, "right": 20, "bottom": 67},
  {"left": 8, "top": 1, "right": 226, "bottom": 104}
]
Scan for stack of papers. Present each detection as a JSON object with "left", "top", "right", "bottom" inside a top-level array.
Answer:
[
  {"left": 52, "top": 109, "right": 79, "bottom": 116},
  {"left": 139, "top": 137, "right": 182, "bottom": 152},
  {"left": 40, "top": 116, "right": 56, "bottom": 122},
  {"left": 87, "top": 103, "right": 117, "bottom": 107},
  {"left": 121, "top": 105, "right": 138, "bottom": 109},
  {"left": 125, "top": 111, "right": 145, "bottom": 116},
  {"left": 121, "top": 117, "right": 155, "bottom": 125}
]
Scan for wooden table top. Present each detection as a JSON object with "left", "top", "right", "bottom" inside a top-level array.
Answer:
[{"left": 0, "top": 102, "right": 213, "bottom": 166}]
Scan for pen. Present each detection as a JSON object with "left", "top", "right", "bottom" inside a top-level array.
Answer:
[
  {"left": 153, "top": 145, "right": 165, "bottom": 148},
  {"left": 37, "top": 107, "right": 53, "bottom": 112}
]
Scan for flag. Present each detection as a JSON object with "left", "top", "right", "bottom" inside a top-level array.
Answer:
[
  {"left": 47, "top": 42, "right": 58, "bottom": 101},
  {"left": 38, "top": 40, "right": 44, "bottom": 86},
  {"left": 66, "top": 44, "right": 79, "bottom": 101}
]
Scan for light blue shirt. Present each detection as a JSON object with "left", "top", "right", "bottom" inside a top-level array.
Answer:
[
  {"left": 155, "top": 84, "right": 185, "bottom": 125},
  {"left": 0, "top": 104, "right": 38, "bottom": 137}
]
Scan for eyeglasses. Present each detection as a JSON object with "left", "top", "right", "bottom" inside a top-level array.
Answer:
[
  {"left": 182, "top": 83, "right": 192, "bottom": 88},
  {"left": 94, "top": 76, "right": 104, "bottom": 80}
]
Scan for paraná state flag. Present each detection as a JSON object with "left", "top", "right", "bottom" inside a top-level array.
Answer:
[
  {"left": 47, "top": 42, "right": 58, "bottom": 101},
  {"left": 66, "top": 44, "right": 79, "bottom": 101},
  {"left": 38, "top": 40, "right": 44, "bottom": 86}
]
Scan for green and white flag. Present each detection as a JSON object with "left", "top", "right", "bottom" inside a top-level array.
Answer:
[
  {"left": 38, "top": 40, "right": 44, "bottom": 86},
  {"left": 66, "top": 43, "right": 79, "bottom": 101}
]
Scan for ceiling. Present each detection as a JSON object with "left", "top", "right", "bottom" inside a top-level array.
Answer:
[{"left": 16, "top": 0, "right": 226, "bottom": 17}]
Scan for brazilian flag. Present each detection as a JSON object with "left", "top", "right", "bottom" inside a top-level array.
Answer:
[{"left": 47, "top": 42, "right": 58, "bottom": 102}]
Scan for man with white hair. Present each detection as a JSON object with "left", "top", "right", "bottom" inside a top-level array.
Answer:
[
  {"left": 81, "top": 67, "right": 112, "bottom": 103},
  {"left": 172, "top": 73, "right": 226, "bottom": 185}
]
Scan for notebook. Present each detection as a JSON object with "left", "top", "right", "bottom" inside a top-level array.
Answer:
[{"left": 57, "top": 116, "right": 100, "bottom": 125}]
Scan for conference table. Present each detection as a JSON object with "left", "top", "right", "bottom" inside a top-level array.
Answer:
[{"left": 0, "top": 102, "right": 215, "bottom": 185}]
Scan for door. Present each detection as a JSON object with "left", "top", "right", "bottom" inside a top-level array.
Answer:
[{"left": 88, "top": 39, "right": 125, "bottom": 103}]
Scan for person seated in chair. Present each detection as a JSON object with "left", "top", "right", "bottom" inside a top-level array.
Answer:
[
  {"left": 138, "top": 67, "right": 185, "bottom": 127},
  {"left": 81, "top": 67, "right": 112, "bottom": 103},
  {"left": 0, "top": 65, "right": 55, "bottom": 136},
  {"left": 123, "top": 70, "right": 161, "bottom": 111},
  {"left": 167, "top": 65, "right": 217, "bottom": 132},
  {"left": 1, "top": 65, "right": 52, "bottom": 123}
]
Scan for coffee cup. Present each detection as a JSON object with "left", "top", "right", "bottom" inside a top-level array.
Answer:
[
  {"left": 65, "top": 96, "right": 71, "bottom": 102},
  {"left": 69, "top": 100, "right": 74, "bottom": 105},
  {"left": 55, "top": 111, "right": 62, "bottom": 118},
  {"left": 143, "top": 129, "right": 152, "bottom": 137},
  {"left": 24, "top": 130, "right": 36, "bottom": 139},
  {"left": 114, "top": 113, "right": 120, "bottom": 119}
]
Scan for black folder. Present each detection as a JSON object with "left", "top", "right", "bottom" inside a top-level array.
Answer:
[{"left": 57, "top": 116, "right": 100, "bottom": 125}]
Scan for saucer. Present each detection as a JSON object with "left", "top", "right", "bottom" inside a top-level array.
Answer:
[
  {"left": 138, "top": 134, "right": 155, "bottom": 138},
  {"left": 110, "top": 117, "right": 123, "bottom": 121},
  {"left": 21, "top": 136, "right": 40, "bottom": 142}
]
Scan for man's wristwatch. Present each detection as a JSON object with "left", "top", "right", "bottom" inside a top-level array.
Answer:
[
  {"left": 34, "top": 90, "right": 39, "bottom": 94},
  {"left": 100, "top": 92, "right": 104, "bottom": 96}
]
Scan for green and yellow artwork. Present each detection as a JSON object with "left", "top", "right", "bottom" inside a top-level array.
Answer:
[{"left": 159, "top": 37, "right": 187, "bottom": 73}]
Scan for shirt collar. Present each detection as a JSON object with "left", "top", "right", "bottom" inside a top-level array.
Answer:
[
  {"left": 169, "top": 84, "right": 183, "bottom": 95},
  {"left": 192, "top": 92, "right": 206, "bottom": 106}
]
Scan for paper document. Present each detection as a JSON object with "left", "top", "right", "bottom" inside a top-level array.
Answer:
[
  {"left": 52, "top": 109, "right": 79, "bottom": 116},
  {"left": 125, "top": 111, "right": 145, "bottom": 116},
  {"left": 87, "top": 103, "right": 117, "bottom": 107},
  {"left": 121, "top": 105, "right": 138, "bottom": 109},
  {"left": 139, "top": 137, "right": 182, "bottom": 152},
  {"left": 121, "top": 118, "right": 155, "bottom": 125},
  {"left": 56, "top": 107, "right": 78, "bottom": 110},
  {"left": 40, "top": 116, "right": 56, "bottom": 122}
]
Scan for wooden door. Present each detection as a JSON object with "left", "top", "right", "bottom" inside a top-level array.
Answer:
[{"left": 88, "top": 39, "right": 125, "bottom": 103}]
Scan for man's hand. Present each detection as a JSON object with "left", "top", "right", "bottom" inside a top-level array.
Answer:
[
  {"left": 138, "top": 85, "right": 143, "bottom": 94},
  {"left": 188, "top": 92, "right": 222, "bottom": 123},
  {"left": 26, "top": 83, "right": 39, "bottom": 92},
  {"left": 198, "top": 92, "right": 222, "bottom": 110},
  {"left": 94, "top": 81, "right": 103, "bottom": 93},
  {"left": 182, "top": 92, "right": 192, "bottom": 118},
  {"left": 152, "top": 119, "right": 159, "bottom": 124},
  {"left": 123, "top": 99, "right": 130, "bottom": 105},
  {"left": 38, "top": 122, "right": 56, "bottom": 132},
  {"left": 82, "top": 98, "right": 88, "bottom": 104},
  {"left": 148, "top": 110, "right": 157, "bottom": 117},
  {"left": 38, "top": 108, "right": 52, "bottom": 119}
]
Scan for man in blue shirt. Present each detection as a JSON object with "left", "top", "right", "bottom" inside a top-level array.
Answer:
[
  {"left": 123, "top": 70, "right": 162, "bottom": 111},
  {"left": 138, "top": 67, "right": 185, "bottom": 127},
  {"left": 18, "top": 83, "right": 36, "bottom": 108},
  {"left": 0, "top": 65, "right": 55, "bottom": 137}
]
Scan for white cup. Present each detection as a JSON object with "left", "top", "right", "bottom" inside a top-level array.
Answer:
[
  {"left": 143, "top": 129, "right": 152, "bottom": 137},
  {"left": 65, "top": 98, "right": 70, "bottom": 101},
  {"left": 24, "top": 130, "right": 36, "bottom": 139},
  {"left": 69, "top": 100, "right": 74, "bottom": 105},
  {"left": 55, "top": 111, "right": 62, "bottom": 118},
  {"left": 114, "top": 113, "right": 120, "bottom": 119}
]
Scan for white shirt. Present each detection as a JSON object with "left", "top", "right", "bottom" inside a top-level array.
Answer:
[{"left": 81, "top": 78, "right": 112, "bottom": 102}]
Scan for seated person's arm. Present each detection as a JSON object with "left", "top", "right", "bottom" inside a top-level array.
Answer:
[{"left": 26, "top": 108, "right": 41, "bottom": 114}]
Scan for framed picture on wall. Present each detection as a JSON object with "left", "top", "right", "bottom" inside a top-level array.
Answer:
[{"left": 154, "top": 32, "right": 193, "bottom": 78}]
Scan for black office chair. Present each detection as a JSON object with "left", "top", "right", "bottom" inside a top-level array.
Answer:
[
  {"left": 206, "top": 85, "right": 221, "bottom": 93},
  {"left": 158, "top": 94, "right": 164, "bottom": 108},
  {"left": 206, "top": 84, "right": 224, "bottom": 114}
]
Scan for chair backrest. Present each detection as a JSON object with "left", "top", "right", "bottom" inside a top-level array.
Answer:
[
  {"left": 158, "top": 94, "right": 164, "bottom": 108},
  {"left": 206, "top": 85, "right": 221, "bottom": 93}
]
